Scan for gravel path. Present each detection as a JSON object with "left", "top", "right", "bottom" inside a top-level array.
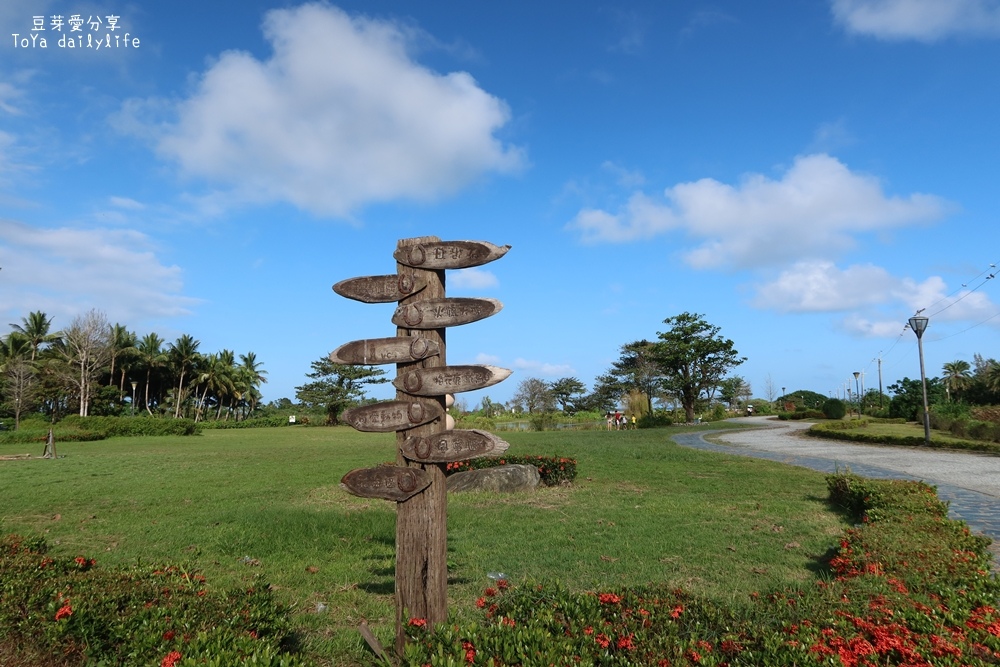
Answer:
[{"left": 671, "top": 417, "right": 1000, "bottom": 564}]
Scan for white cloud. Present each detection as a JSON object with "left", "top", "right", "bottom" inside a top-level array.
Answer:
[
  {"left": 124, "top": 3, "right": 524, "bottom": 218},
  {"left": 753, "top": 260, "right": 1000, "bottom": 333},
  {"left": 449, "top": 268, "right": 498, "bottom": 290},
  {"left": 831, "top": 0, "right": 1000, "bottom": 40},
  {"left": 513, "top": 358, "right": 575, "bottom": 377},
  {"left": 567, "top": 154, "right": 950, "bottom": 270},
  {"left": 0, "top": 219, "right": 200, "bottom": 324},
  {"left": 475, "top": 353, "right": 502, "bottom": 365},
  {"left": 109, "top": 196, "right": 146, "bottom": 210}
]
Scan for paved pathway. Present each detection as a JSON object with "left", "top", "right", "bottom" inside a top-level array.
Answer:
[{"left": 671, "top": 417, "right": 1000, "bottom": 564}]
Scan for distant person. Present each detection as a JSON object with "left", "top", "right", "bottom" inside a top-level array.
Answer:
[
  {"left": 631, "top": 415, "right": 637, "bottom": 429},
  {"left": 746, "top": 405, "right": 754, "bottom": 417},
  {"left": 606, "top": 412, "right": 614, "bottom": 431}
]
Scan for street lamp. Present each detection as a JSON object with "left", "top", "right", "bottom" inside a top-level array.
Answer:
[
  {"left": 131, "top": 381, "right": 138, "bottom": 417},
  {"left": 908, "top": 315, "right": 931, "bottom": 445},
  {"left": 853, "top": 371, "right": 861, "bottom": 417}
]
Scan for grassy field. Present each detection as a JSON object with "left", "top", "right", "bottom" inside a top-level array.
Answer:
[{"left": 0, "top": 424, "right": 851, "bottom": 665}]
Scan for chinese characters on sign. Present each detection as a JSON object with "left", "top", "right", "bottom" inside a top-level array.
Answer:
[{"left": 12, "top": 14, "right": 140, "bottom": 49}]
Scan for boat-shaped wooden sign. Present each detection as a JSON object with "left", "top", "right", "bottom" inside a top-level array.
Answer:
[
  {"left": 333, "top": 274, "right": 425, "bottom": 303},
  {"left": 394, "top": 365, "right": 511, "bottom": 396},
  {"left": 340, "top": 400, "right": 443, "bottom": 432},
  {"left": 330, "top": 337, "right": 440, "bottom": 365},
  {"left": 392, "top": 298, "right": 502, "bottom": 329},
  {"left": 393, "top": 240, "right": 510, "bottom": 270},
  {"left": 399, "top": 429, "right": 510, "bottom": 464},
  {"left": 341, "top": 465, "right": 431, "bottom": 502}
]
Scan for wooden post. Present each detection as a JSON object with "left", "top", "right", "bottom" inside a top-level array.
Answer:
[{"left": 393, "top": 236, "right": 448, "bottom": 653}]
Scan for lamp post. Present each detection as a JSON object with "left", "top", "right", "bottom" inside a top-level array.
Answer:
[
  {"left": 853, "top": 371, "right": 861, "bottom": 417},
  {"left": 131, "top": 381, "right": 138, "bottom": 417},
  {"left": 908, "top": 315, "right": 931, "bottom": 445}
]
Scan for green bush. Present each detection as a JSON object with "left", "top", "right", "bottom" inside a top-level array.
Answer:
[
  {"left": 0, "top": 534, "right": 308, "bottom": 666},
  {"left": 777, "top": 409, "right": 825, "bottom": 420},
  {"left": 528, "top": 412, "right": 557, "bottom": 431},
  {"left": 444, "top": 455, "right": 577, "bottom": 486},
  {"left": 198, "top": 416, "right": 292, "bottom": 429},
  {"left": 821, "top": 398, "right": 846, "bottom": 419},
  {"left": 637, "top": 411, "right": 672, "bottom": 429}
]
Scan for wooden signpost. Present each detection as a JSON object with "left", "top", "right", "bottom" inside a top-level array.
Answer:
[{"left": 332, "top": 236, "right": 511, "bottom": 655}]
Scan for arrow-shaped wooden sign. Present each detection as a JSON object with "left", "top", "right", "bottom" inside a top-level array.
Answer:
[
  {"left": 341, "top": 400, "right": 444, "bottom": 432},
  {"left": 393, "top": 240, "right": 511, "bottom": 270},
  {"left": 341, "top": 466, "right": 431, "bottom": 502},
  {"left": 330, "top": 337, "right": 440, "bottom": 365},
  {"left": 394, "top": 365, "right": 511, "bottom": 396},
  {"left": 333, "top": 274, "right": 426, "bottom": 303},
  {"left": 399, "top": 429, "right": 510, "bottom": 463},
  {"left": 392, "top": 298, "right": 502, "bottom": 329}
]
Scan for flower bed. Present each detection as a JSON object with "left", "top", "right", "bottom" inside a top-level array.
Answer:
[
  {"left": 403, "top": 473, "right": 1000, "bottom": 665},
  {"left": 0, "top": 535, "right": 307, "bottom": 666},
  {"left": 445, "top": 455, "right": 577, "bottom": 486}
]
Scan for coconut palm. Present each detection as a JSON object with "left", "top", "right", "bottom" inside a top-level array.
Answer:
[
  {"left": 194, "top": 352, "right": 236, "bottom": 422},
  {"left": 108, "top": 324, "right": 138, "bottom": 398},
  {"left": 941, "top": 360, "right": 972, "bottom": 402},
  {"left": 136, "top": 333, "right": 166, "bottom": 415},
  {"left": 168, "top": 334, "right": 201, "bottom": 418},
  {"left": 237, "top": 351, "right": 267, "bottom": 418},
  {"left": 9, "top": 310, "right": 61, "bottom": 361}
]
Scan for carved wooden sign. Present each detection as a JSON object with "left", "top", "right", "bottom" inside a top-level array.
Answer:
[
  {"left": 393, "top": 240, "right": 510, "bottom": 270},
  {"left": 341, "top": 466, "right": 431, "bottom": 502},
  {"left": 399, "top": 429, "right": 510, "bottom": 463},
  {"left": 393, "top": 365, "right": 511, "bottom": 396},
  {"left": 341, "top": 400, "right": 443, "bottom": 432},
  {"left": 333, "top": 274, "right": 425, "bottom": 303},
  {"left": 330, "top": 337, "right": 440, "bottom": 365},
  {"left": 392, "top": 298, "right": 502, "bottom": 329}
]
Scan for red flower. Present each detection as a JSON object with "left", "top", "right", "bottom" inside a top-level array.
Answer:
[
  {"left": 462, "top": 641, "right": 476, "bottom": 663},
  {"left": 161, "top": 651, "right": 183, "bottom": 667},
  {"left": 583, "top": 626, "right": 594, "bottom": 635},
  {"left": 484, "top": 587, "right": 498, "bottom": 597},
  {"left": 595, "top": 633, "right": 611, "bottom": 649},
  {"left": 476, "top": 597, "right": 486, "bottom": 608},
  {"left": 670, "top": 604, "right": 684, "bottom": 619},
  {"left": 617, "top": 633, "right": 635, "bottom": 650},
  {"left": 162, "top": 630, "right": 175, "bottom": 641},
  {"left": 685, "top": 649, "right": 702, "bottom": 662},
  {"left": 497, "top": 578, "right": 509, "bottom": 590},
  {"left": 598, "top": 592, "right": 621, "bottom": 605},
  {"left": 501, "top": 617, "right": 515, "bottom": 628},
  {"left": 408, "top": 617, "right": 427, "bottom": 628},
  {"left": 54, "top": 604, "right": 73, "bottom": 621}
]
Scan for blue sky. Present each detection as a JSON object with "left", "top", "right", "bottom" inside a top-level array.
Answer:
[{"left": 3, "top": 0, "right": 999, "bottom": 409}]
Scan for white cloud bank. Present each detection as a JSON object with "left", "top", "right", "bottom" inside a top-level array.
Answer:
[
  {"left": 567, "top": 154, "right": 950, "bottom": 270},
  {"left": 831, "top": 0, "right": 1000, "bottom": 41},
  {"left": 123, "top": 3, "right": 524, "bottom": 218},
  {"left": 0, "top": 220, "right": 200, "bottom": 324}
]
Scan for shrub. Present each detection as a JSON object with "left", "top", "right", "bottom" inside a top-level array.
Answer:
[
  {"left": 198, "top": 416, "right": 291, "bottom": 429},
  {"left": 971, "top": 405, "right": 1000, "bottom": 424},
  {"left": 444, "top": 455, "right": 577, "bottom": 486},
  {"left": 528, "top": 412, "right": 557, "bottom": 431},
  {"left": 637, "top": 411, "right": 672, "bottom": 429},
  {"left": 0, "top": 534, "right": 307, "bottom": 666},
  {"left": 821, "top": 398, "right": 846, "bottom": 419}
]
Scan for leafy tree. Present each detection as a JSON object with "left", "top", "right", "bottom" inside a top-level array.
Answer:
[
  {"left": 718, "top": 376, "right": 751, "bottom": 410},
  {"left": 941, "top": 360, "right": 972, "bottom": 403},
  {"left": 548, "top": 377, "right": 587, "bottom": 413},
  {"left": 168, "top": 334, "right": 201, "bottom": 418},
  {"left": 294, "top": 357, "right": 387, "bottom": 424},
  {"left": 600, "top": 340, "right": 663, "bottom": 416},
  {"left": 9, "top": 310, "right": 61, "bottom": 362},
  {"left": 136, "top": 333, "right": 166, "bottom": 415},
  {"left": 654, "top": 313, "right": 746, "bottom": 423},
  {"left": 887, "top": 377, "right": 945, "bottom": 421},
  {"left": 511, "top": 377, "right": 555, "bottom": 414}
]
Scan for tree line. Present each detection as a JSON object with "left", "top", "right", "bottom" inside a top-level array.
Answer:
[{"left": 1, "top": 310, "right": 267, "bottom": 428}]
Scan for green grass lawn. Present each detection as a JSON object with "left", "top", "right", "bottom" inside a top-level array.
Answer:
[{"left": 0, "top": 424, "right": 850, "bottom": 666}]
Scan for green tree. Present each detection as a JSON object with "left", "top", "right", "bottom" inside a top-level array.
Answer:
[
  {"left": 168, "top": 334, "right": 201, "bottom": 418},
  {"left": 654, "top": 312, "right": 746, "bottom": 423},
  {"left": 600, "top": 340, "right": 664, "bottom": 416},
  {"left": 887, "top": 377, "right": 944, "bottom": 421},
  {"left": 548, "top": 377, "right": 587, "bottom": 414},
  {"left": 294, "top": 357, "right": 387, "bottom": 424},
  {"left": 136, "top": 333, "right": 166, "bottom": 415},
  {"left": 194, "top": 352, "right": 236, "bottom": 423},
  {"left": 941, "top": 360, "right": 972, "bottom": 402},
  {"left": 9, "top": 310, "right": 61, "bottom": 362}
]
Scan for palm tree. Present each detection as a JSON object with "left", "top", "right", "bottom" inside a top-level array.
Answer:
[
  {"left": 168, "top": 334, "right": 201, "bottom": 418},
  {"left": 941, "top": 360, "right": 972, "bottom": 402},
  {"left": 108, "top": 324, "right": 138, "bottom": 398},
  {"left": 9, "top": 311, "right": 61, "bottom": 361},
  {"left": 136, "top": 333, "right": 166, "bottom": 415},
  {"left": 986, "top": 362, "right": 1000, "bottom": 395},
  {"left": 194, "top": 353, "right": 236, "bottom": 423},
  {"left": 237, "top": 351, "right": 267, "bottom": 419}
]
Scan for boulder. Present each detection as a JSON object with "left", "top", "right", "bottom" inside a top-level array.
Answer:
[{"left": 447, "top": 464, "right": 540, "bottom": 494}]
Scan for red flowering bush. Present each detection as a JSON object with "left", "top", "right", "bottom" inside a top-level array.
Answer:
[
  {"left": 402, "top": 474, "right": 1000, "bottom": 665},
  {"left": 445, "top": 455, "right": 578, "bottom": 486},
  {"left": 0, "top": 534, "right": 309, "bottom": 666}
]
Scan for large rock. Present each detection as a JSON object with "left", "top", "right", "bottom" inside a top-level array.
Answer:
[{"left": 447, "top": 464, "right": 540, "bottom": 493}]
